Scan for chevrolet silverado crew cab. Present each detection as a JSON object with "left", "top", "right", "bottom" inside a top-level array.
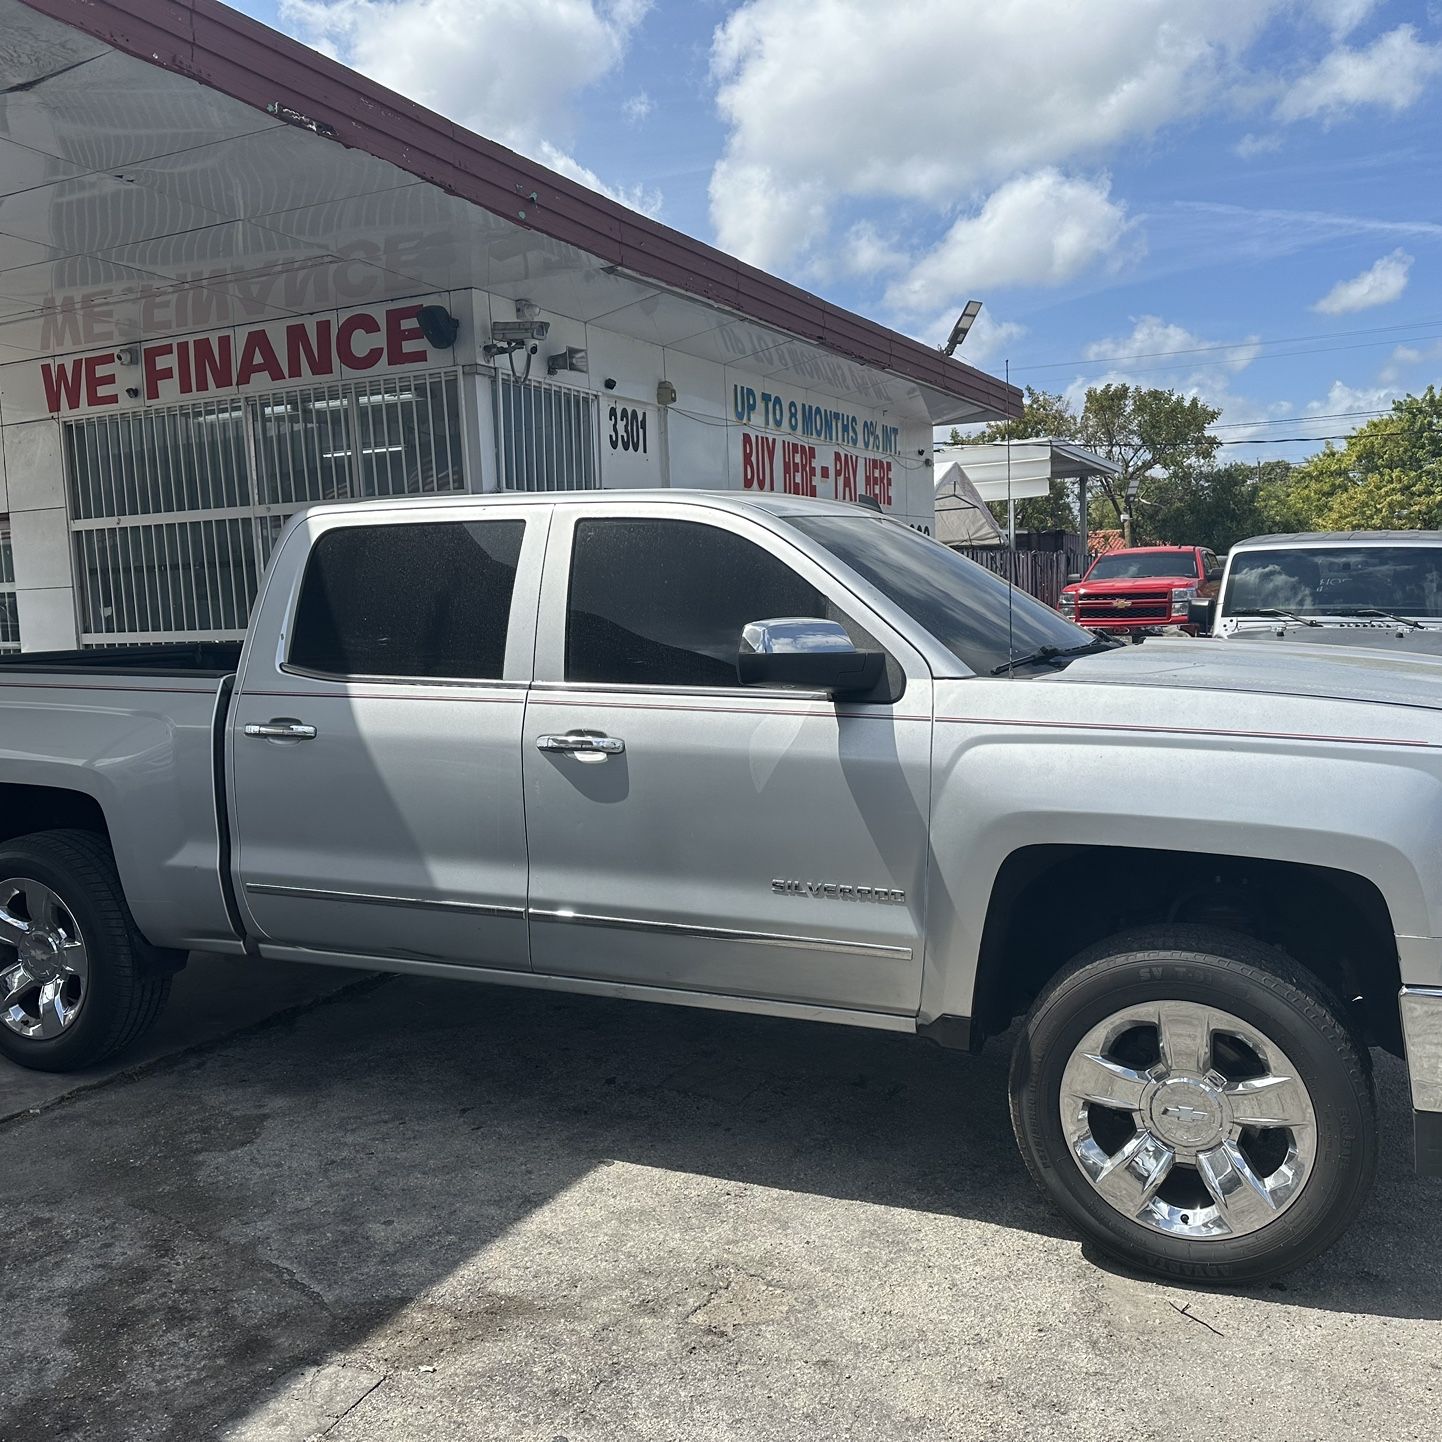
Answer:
[
  {"left": 1207, "top": 530, "right": 1442, "bottom": 654},
  {"left": 1, "top": 491, "right": 1440, "bottom": 1283},
  {"left": 1060, "top": 544, "right": 1221, "bottom": 638}
]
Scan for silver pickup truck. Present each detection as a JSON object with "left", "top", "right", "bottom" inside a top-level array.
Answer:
[{"left": 1, "top": 491, "right": 1439, "bottom": 1283}]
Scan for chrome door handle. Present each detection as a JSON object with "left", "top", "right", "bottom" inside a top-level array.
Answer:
[
  {"left": 535, "top": 732, "right": 624, "bottom": 755},
  {"left": 244, "top": 721, "right": 318, "bottom": 741}
]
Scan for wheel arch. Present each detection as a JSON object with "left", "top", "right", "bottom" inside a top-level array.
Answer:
[
  {"left": 969, "top": 844, "right": 1403, "bottom": 1051},
  {"left": 0, "top": 784, "right": 112, "bottom": 850}
]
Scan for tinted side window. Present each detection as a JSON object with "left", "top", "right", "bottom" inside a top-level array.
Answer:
[
  {"left": 566, "top": 518, "right": 829, "bottom": 687},
  {"left": 290, "top": 520, "right": 525, "bottom": 679}
]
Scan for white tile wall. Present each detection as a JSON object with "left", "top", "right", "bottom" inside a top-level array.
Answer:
[
  {"left": 1, "top": 419, "right": 65, "bottom": 512},
  {"left": 10, "top": 507, "right": 72, "bottom": 590},
  {"left": 15, "top": 587, "right": 78, "bottom": 652}
]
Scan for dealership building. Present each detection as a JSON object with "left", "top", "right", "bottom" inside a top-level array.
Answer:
[{"left": 0, "top": 0, "right": 1018, "bottom": 653}]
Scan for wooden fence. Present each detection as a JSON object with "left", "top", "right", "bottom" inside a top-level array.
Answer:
[{"left": 953, "top": 546, "right": 1072, "bottom": 610}]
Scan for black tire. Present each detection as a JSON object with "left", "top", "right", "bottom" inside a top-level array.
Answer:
[
  {"left": 0, "top": 829, "right": 174, "bottom": 1073},
  {"left": 1009, "top": 924, "right": 1376, "bottom": 1283}
]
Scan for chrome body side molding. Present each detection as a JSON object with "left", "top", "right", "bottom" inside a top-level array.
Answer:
[
  {"left": 527, "top": 907, "right": 913, "bottom": 960},
  {"left": 243, "top": 882, "right": 525, "bottom": 920}
]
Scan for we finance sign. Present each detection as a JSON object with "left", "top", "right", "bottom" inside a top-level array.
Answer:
[
  {"left": 731, "top": 383, "right": 903, "bottom": 509},
  {"left": 37, "top": 303, "right": 446, "bottom": 416}
]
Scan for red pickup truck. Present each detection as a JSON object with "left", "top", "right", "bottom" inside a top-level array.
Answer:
[{"left": 1059, "top": 545, "right": 1222, "bottom": 638}]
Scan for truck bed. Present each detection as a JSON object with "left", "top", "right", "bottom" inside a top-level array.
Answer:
[
  {"left": 0, "top": 642, "right": 243, "bottom": 677},
  {"left": 0, "top": 659, "right": 241, "bottom": 953}
]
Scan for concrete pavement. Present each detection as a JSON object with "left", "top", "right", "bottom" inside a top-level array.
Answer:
[{"left": 2, "top": 965, "right": 1439, "bottom": 1441}]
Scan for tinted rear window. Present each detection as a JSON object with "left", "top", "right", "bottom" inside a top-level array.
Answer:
[
  {"left": 290, "top": 520, "right": 525, "bottom": 679},
  {"left": 1086, "top": 552, "right": 1197, "bottom": 581}
]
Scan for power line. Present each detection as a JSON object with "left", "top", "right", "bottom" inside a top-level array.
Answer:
[{"left": 1210, "top": 407, "right": 1392, "bottom": 431}]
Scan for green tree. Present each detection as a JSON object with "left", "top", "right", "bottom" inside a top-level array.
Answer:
[
  {"left": 1139, "top": 460, "right": 1295, "bottom": 552},
  {"left": 1288, "top": 388, "right": 1442, "bottom": 530},
  {"left": 1076, "top": 384, "right": 1222, "bottom": 532}
]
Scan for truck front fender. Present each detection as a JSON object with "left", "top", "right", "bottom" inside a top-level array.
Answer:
[{"left": 922, "top": 723, "right": 1441, "bottom": 1024}]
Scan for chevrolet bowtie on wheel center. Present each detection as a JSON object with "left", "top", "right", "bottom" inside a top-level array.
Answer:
[{"left": 0, "top": 491, "right": 1437, "bottom": 1282}]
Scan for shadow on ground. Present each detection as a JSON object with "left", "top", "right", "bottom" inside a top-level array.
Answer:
[{"left": 1, "top": 973, "right": 1438, "bottom": 1440}]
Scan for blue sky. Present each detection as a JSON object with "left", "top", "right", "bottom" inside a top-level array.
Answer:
[{"left": 235, "top": 1, "right": 1442, "bottom": 459}]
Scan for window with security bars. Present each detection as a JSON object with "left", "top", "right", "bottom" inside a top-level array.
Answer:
[
  {"left": 0, "top": 516, "right": 18, "bottom": 651},
  {"left": 63, "top": 370, "right": 465, "bottom": 644},
  {"left": 494, "top": 376, "right": 599, "bottom": 491}
]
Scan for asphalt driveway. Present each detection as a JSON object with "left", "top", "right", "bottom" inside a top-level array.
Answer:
[{"left": 2, "top": 956, "right": 1439, "bottom": 1442}]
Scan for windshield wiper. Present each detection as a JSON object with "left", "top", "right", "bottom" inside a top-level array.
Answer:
[
  {"left": 1330, "top": 606, "right": 1425, "bottom": 629},
  {"left": 1232, "top": 607, "right": 1320, "bottom": 627},
  {"left": 992, "top": 639, "right": 1119, "bottom": 675}
]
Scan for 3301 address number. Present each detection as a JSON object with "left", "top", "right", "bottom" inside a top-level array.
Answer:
[{"left": 608, "top": 404, "right": 648, "bottom": 455}]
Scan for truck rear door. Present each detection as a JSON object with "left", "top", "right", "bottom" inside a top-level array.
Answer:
[
  {"left": 521, "top": 500, "right": 932, "bottom": 1016},
  {"left": 227, "top": 504, "right": 544, "bottom": 970}
]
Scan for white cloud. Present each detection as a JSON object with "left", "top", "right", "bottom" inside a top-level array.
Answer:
[
  {"left": 1060, "top": 316, "right": 1282, "bottom": 436},
  {"left": 278, "top": 0, "right": 655, "bottom": 207},
  {"left": 622, "top": 91, "right": 653, "bottom": 124},
  {"left": 1312, "top": 248, "right": 1413, "bottom": 314},
  {"left": 1380, "top": 339, "right": 1442, "bottom": 384},
  {"left": 1302, "top": 379, "right": 1400, "bottom": 426},
  {"left": 1277, "top": 24, "right": 1442, "bottom": 123},
  {"left": 1234, "top": 132, "right": 1283, "bottom": 159},
  {"left": 1083, "top": 315, "right": 1262, "bottom": 375},
  {"left": 707, "top": 0, "right": 1292, "bottom": 269},
  {"left": 884, "top": 171, "right": 1131, "bottom": 317},
  {"left": 1308, "top": 0, "right": 1383, "bottom": 38},
  {"left": 836, "top": 221, "right": 907, "bottom": 279}
]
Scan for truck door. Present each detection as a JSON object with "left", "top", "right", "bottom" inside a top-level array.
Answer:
[
  {"left": 229, "top": 506, "right": 543, "bottom": 970},
  {"left": 522, "top": 502, "right": 932, "bottom": 1016}
]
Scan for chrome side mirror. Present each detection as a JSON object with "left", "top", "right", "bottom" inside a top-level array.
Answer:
[
  {"left": 741, "top": 618, "right": 855, "bottom": 654},
  {"left": 737, "top": 618, "right": 885, "bottom": 696}
]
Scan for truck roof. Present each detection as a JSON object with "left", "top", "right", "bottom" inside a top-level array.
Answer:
[
  {"left": 1096, "top": 545, "right": 1198, "bottom": 553},
  {"left": 1231, "top": 531, "right": 1442, "bottom": 549},
  {"left": 288, "top": 490, "right": 880, "bottom": 522}
]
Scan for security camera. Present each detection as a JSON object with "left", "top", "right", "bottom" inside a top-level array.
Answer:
[
  {"left": 115, "top": 348, "right": 137, "bottom": 366},
  {"left": 490, "top": 319, "right": 550, "bottom": 343}
]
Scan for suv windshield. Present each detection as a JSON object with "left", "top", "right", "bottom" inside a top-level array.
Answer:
[
  {"left": 1085, "top": 551, "right": 1196, "bottom": 581},
  {"left": 1223, "top": 545, "right": 1442, "bottom": 619},
  {"left": 787, "top": 514, "right": 1093, "bottom": 675}
]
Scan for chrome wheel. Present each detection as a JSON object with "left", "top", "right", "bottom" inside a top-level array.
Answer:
[
  {"left": 1059, "top": 1000, "right": 1317, "bottom": 1240},
  {"left": 0, "top": 877, "right": 89, "bottom": 1040}
]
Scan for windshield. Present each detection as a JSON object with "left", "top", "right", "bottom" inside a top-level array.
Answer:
[
  {"left": 1223, "top": 545, "right": 1442, "bottom": 619},
  {"left": 787, "top": 515, "right": 1092, "bottom": 674},
  {"left": 1086, "top": 551, "right": 1197, "bottom": 581}
]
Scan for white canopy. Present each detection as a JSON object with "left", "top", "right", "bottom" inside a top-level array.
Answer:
[
  {"left": 932, "top": 462, "right": 1004, "bottom": 546},
  {"left": 932, "top": 439, "right": 1121, "bottom": 503}
]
